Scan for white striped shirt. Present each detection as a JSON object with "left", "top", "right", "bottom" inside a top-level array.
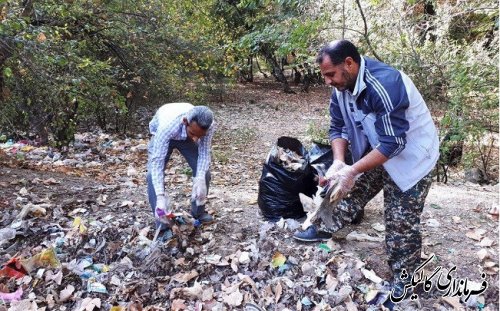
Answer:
[{"left": 148, "top": 103, "right": 215, "bottom": 195}]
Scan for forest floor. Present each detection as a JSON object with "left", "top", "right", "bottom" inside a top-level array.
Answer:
[{"left": 0, "top": 80, "right": 498, "bottom": 311}]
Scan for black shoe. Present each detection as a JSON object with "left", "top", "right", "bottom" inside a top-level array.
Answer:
[
  {"left": 293, "top": 225, "right": 331, "bottom": 242},
  {"left": 196, "top": 212, "right": 214, "bottom": 223},
  {"left": 191, "top": 205, "right": 214, "bottom": 223},
  {"left": 351, "top": 210, "right": 364, "bottom": 224}
]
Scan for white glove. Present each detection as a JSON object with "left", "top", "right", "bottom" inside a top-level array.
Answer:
[
  {"left": 331, "top": 165, "right": 360, "bottom": 197},
  {"left": 325, "top": 160, "right": 347, "bottom": 179},
  {"left": 192, "top": 176, "right": 207, "bottom": 206},
  {"left": 155, "top": 194, "right": 172, "bottom": 223}
]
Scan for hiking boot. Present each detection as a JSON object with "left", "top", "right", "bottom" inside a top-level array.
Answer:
[
  {"left": 293, "top": 225, "right": 331, "bottom": 242},
  {"left": 351, "top": 210, "right": 364, "bottom": 224},
  {"left": 191, "top": 205, "right": 214, "bottom": 224}
]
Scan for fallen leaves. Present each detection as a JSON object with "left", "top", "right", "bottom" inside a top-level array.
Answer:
[
  {"left": 59, "top": 284, "right": 75, "bottom": 303},
  {"left": 173, "top": 270, "right": 199, "bottom": 284}
]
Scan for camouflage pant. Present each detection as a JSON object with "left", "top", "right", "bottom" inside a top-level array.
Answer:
[{"left": 317, "top": 166, "right": 433, "bottom": 283}]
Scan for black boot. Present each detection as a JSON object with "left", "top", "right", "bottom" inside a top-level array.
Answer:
[{"left": 191, "top": 204, "right": 213, "bottom": 223}]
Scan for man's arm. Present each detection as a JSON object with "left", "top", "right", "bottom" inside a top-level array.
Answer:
[
  {"left": 331, "top": 138, "right": 348, "bottom": 162},
  {"left": 366, "top": 70, "right": 410, "bottom": 161},
  {"left": 196, "top": 122, "right": 216, "bottom": 177},
  {"left": 150, "top": 118, "right": 181, "bottom": 195},
  {"left": 352, "top": 148, "right": 388, "bottom": 173}
]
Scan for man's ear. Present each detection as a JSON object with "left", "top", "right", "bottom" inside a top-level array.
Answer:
[
  {"left": 344, "top": 57, "right": 358, "bottom": 74},
  {"left": 344, "top": 57, "right": 354, "bottom": 68},
  {"left": 182, "top": 117, "right": 188, "bottom": 125}
]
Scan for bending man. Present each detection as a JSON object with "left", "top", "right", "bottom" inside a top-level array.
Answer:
[{"left": 147, "top": 103, "right": 215, "bottom": 239}]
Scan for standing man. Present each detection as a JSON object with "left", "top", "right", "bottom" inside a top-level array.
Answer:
[
  {"left": 147, "top": 103, "right": 215, "bottom": 239},
  {"left": 293, "top": 40, "right": 439, "bottom": 300}
]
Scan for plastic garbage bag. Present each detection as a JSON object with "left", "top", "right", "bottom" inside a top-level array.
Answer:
[{"left": 258, "top": 137, "right": 317, "bottom": 222}]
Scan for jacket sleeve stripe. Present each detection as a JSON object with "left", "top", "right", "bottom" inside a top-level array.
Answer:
[{"left": 365, "top": 71, "right": 396, "bottom": 137}]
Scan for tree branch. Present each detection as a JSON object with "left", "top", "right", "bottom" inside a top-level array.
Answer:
[{"left": 354, "top": 0, "right": 382, "bottom": 61}]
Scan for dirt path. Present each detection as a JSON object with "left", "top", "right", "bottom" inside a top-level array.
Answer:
[{"left": 0, "top": 81, "right": 498, "bottom": 310}]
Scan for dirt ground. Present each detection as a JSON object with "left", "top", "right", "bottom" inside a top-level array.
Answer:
[{"left": 0, "top": 81, "right": 498, "bottom": 310}]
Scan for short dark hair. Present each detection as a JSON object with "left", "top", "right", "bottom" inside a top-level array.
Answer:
[{"left": 316, "top": 40, "right": 361, "bottom": 65}]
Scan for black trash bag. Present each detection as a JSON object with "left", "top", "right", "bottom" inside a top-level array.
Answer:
[
  {"left": 258, "top": 137, "right": 317, "bottom": 222},
  {"left": 309, "top": 141, "right": 334, "bottom": 177},
  {"left": 309, "top": 142, "right": 354, "bottom": 175}
]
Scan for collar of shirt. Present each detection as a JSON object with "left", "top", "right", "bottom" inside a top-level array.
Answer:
[
  {"left": 346, "top": 57, "right": 367, "bottom": 99},
  {"left": 179, "top": 122, "right": 188, "bottom": 140}
]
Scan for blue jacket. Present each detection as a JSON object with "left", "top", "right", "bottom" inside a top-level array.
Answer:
[{"left": 329, "top": 57, "right": 439, "bottom": 191}]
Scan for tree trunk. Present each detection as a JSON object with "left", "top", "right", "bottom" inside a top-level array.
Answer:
[{"left": 260, "top": 45, "right": 294, "bottom": 93}]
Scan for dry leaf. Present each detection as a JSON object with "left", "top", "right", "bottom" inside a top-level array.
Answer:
[
  {"left": 223, "top": 290, "right": 243, "bottom": 307},
  {"left": 326, "top": 274, "right": 338, "bottom": 291},
  {"left": 37, "top": 33, "right": 47, "bottom": 43},
  {"left": 345, "top": 231, "right": 383, "bottom": 242},
  {"left": 75, "top": 297, "right": 101, "bottom": 311},
  {"left": 45, "top": 270, "right": 63, "bottom": 285},
  {"left": 483, "top": 261, "right": 497, "bottom": 268},
  {"left": 479, "top": 237, "right": 494, "bottom": 247},
  {"left": 172, "top": 270, "right": 199, "bottom": 283},
  {"left": 59, "top": 284, "right": 75, "bottom": 302},
  {"left": 466, "top": 230, "right": 484, "bottom": 241},
  {"left": 46, "top": 294, "right": 55, "bottom": 308},
  {"left": 361, "top": 269, "right": 382, "bottom": 284},
  {"left": 274, "top": 281, "right": 282, "bottom": 304},
  {"left": 477, "top": 249, "right": 489, "bottom": 261},
  {"left": 204, "top": 254, "right": 222, "bottom": 265},
  {"left": 238, "top": 274, "right": 260, "bottom": 297},
  {"left": 171, "top": 299, "right": 187, "bottom": 311},
  {"left": 345, "top": 300, "right": 358, "bottom": 311},
  {"left": 7, "top": 300, "right": 38, "bottom": 311},
  {"left": 202, "top": 286, "right": 214, "bottom": 301},
  {"left": 171, "top": 281, "right": 203, "bottom": 300}
]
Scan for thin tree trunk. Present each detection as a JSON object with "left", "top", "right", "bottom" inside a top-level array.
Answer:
[
  {"left": 342, "top": 0, "right": 345, "bottom": 39},
  {"left": 354, "top": 0, "right": 383, "bottom": 62},
  {"left": 255, "top": 57, "right": 268, "bottom": 78},
  {"left": 260, "top": 45, "right": 294, "bottom": 93}
]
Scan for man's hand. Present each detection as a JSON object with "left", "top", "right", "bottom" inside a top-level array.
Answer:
[
  {"left": 325, "top": 159, "right": 347, "bottom": 179},
  {"left": 192, "top": 176, "right": 207, "bottom": 206},
  {"left": 155, "top": 194, "right": 172, "bottom": 223},
  {"left": 331, "top": 165, "right": 360, "bottom": 197}
]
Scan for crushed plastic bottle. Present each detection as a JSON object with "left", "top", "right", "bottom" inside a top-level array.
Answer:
[{"left": 0, "top": 228, "right": 16, "bottom": 244}]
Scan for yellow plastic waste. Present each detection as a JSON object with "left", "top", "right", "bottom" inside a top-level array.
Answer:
[
  {"left": 73, "top": 217, "right": 87, "bottom": 234},
  {"left": 22, "top": 247, "right": 61, "bottom": 272}
]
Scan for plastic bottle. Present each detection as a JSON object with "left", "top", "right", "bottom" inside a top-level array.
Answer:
[{"left": 0, "top": 228, "right": 16, "bottom": 243}]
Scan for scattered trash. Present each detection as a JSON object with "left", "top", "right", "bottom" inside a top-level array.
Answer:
[
  {"left": 271, "top": 252, "right": 286, "bottom": 268},
  {"left": 87, "top": 279, "right": 108, "bottom": 294},
  {"left": 0, "top": 257, "right": 28, "bottom": 279},
  {"left": 370, "top": 223, "right": 385, "bottom": 232},
  {"left": 22, "top": 247, "right": 61, "bottom": 272},
  {"left": 345, "top": 231, "right": 384, "bottom": 243},
  {"left": 318, "top": 243, "right": 331, "bottom": 253},
  {"left": 0, "top": 287, "right": 23, "bottom": 302}
]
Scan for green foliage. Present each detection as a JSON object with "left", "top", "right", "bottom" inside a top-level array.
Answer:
[
  {"left": 306, "top": 111, "right": 330, "bottom": 146},
  {"left": 0, "top": 0, "right": 229, "bottom": 146}
]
